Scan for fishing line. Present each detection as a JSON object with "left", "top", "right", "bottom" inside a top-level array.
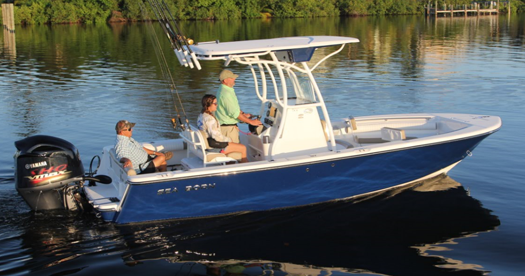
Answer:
[{"left": 140, "top": 0, "right": 191, "bottom": 131}]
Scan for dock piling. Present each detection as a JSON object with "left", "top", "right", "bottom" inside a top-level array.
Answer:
[{"left": 2, "top": 3, "right": 15, "bottom": 33}]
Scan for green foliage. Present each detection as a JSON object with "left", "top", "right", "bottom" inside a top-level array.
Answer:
[
  {"left": 14, "top": 0, "right": 49, "bottom": 24},
  {"left": 339, "top": 0, "right": 371, "bottom": 16},
  {"left": 371, "top": 0, "right": 393, "bottom": 15},
  {"left": 154, "top": 0, "right": 192, "bottom": 20},
  {"left": 13, "top": 0, "right": 113, "bottom": 24},
  {"left": 237, "top": 0, "right": 261, "bottom": 18},
  {"left": 180, "top": 0, "right": 243, "bottom": 20},
  {"left": 387, "top": 0, "right": 420, "bottom": 14},
  {"left": 97, "top": 0, "right": 119, "bottom": 11},
  {"left": 272, "top": 0, "right": 339, "bottom": 17},
  {"left": 8, "top": 0, "right": 525, "bottom": 25},
  {"left": 15, "top": 5, "right": 35, "bottom": 24},
  {"left": 121, "top": 0, "right": 144, "bottom": 20},
  {"left": 432, "top": 0, "right": 471, "bottom": 7},
  {"left": 214, "top": 0, "right": 242, "bottom": 19},
  {"left": 513, "top": 0, "right": 525, "bottom": 13},
  {"left": 339, "top": 0, "right": 421, "bottom": 16},
  {"left": 48, "top": 1, "right": 79, "bottom": 23}
]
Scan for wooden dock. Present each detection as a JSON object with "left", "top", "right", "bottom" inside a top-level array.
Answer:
[{"left": 426, "top": 1, "right": 511, "bottom": 17}]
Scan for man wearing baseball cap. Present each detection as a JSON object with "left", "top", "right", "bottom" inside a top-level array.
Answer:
[
  {"left": 114, "top": 120, "right": 167, "bottom": 174},
  {"left": 215, "top": 69, "right": 262, "bottom": 143}
]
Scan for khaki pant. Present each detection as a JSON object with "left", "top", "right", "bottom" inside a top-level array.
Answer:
[{"left": 220, "top": 125, "right": 239, "bottom": 143}]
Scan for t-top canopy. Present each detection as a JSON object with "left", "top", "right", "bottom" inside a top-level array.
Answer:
[{"left": 189, "top": 36, "right": 360, "bottom": 58}]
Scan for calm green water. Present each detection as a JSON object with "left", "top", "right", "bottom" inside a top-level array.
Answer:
[{"left": 0, "top": 15, "right": 524, "bottom": 275}]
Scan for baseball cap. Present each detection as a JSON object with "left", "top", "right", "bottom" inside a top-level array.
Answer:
[
  {"left": 116, "top": 120, "right": 136, "bottom": 133},
  {"left": 219, "top": 69, "right": 239, "bottom": 81}
]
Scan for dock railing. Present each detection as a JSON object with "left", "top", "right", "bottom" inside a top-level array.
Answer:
[{"left": 426, "top": 1, "right": 511, "bottom": 17}]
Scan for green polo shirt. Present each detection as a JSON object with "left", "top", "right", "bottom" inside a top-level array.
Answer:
[{"left": 215, "top": 84, "right": 241, "bottom": 125}]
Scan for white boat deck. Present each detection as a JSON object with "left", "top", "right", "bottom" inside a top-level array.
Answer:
[{"left": 85, "top": 113, "right": 500, "bottom": 190}]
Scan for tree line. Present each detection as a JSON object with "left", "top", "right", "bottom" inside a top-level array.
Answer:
[{"left": 3, "top": 0, "right": 524, "bottom": 25}]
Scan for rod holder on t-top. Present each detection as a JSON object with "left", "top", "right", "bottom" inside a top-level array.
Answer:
[{"left": 145, "top": 0, "right": 201, "bottom": 70}]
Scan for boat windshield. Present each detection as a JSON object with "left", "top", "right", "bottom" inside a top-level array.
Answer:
[{"left": 282, "top": 69, "right": 317, "bottom": 105}]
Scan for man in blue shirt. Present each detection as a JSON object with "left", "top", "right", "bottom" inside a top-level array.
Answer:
[{"left": 114, "top": 120, "right": 167, "bottom": 173}]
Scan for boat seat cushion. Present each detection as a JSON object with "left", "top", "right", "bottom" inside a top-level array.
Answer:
[
  {"left": 200, "top": 129, "right": 242, "bottom": 161},
  {"left": 381, "top": 127, "right": 406, "bottom": 141},
  {"left": 356, "top": 127, "right": 418, "bottom": 144},
  {"left": 334, "top": 139, "right": 354, "bottom": 149},
  {"left": 356, "top": 137, "right": 388, "bottom": 144},
  {"left": 205, "top": 152, "right": 228, "bottom": 162},
  {"left": 199, "top": 130, "right": 212, "bottom": 149},
  {"left": 181, "top": 127, "right": 240, "bottom": 167}
]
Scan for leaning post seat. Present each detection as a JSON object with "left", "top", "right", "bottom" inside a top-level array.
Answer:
[{"left": 180, "top": 127, "right": 241, "bottom": 169}]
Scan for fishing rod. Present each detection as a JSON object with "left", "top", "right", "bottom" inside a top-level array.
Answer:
[
  {"left": 139, "top": 0, "right": 191, "bottom": 130},
  {"left": 160, "top": 0, "right": 201, "bottom": 70},
  {"left": 149, "top": 0, "right": 195, "bottom": 127},
  {"left": 146, "top": 0, "right": 199, "bottom": 69},
  {"left": 145, "top": 0, "right": 188, "bottom": 67},
  {"left": 146, "top": 0, "right": 177, "bottom": 47}
]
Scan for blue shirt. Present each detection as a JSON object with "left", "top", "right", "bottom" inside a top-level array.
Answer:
[{"left": 115, "top": 135, "right": 150, "bottom": 171}]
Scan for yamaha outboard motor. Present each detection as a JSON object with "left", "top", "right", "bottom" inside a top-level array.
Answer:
[{"left": 14, "top": 135, "right": 110, "bottom": 211}]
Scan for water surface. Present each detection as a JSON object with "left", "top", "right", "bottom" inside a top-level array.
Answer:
[{"left": 1, "top": 15, "right": 524, "bottom": 275}]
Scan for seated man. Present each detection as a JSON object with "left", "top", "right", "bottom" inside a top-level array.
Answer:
[{"left": 114, "top": 120, "right": 167, "bottom": 174}]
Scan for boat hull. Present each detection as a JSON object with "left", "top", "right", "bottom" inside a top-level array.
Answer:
[{"left": 111, "top": 133, "right": 490, "bottom": 224}]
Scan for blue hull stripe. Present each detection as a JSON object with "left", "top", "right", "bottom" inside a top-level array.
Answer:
[{"left": 114, "top": 134, "right": 488, "bottom": 224}]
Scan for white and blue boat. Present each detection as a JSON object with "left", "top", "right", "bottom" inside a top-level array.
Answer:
[
  {"left": 86, "top": 35, "right": 501, "bottom": 223},
  {"left": 14, "top": 35, "right": 501, "bottom": 224}
]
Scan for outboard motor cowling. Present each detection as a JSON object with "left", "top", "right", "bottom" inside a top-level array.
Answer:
[{"left": 15, "top": 135, "right": 85, "bottom": 211}]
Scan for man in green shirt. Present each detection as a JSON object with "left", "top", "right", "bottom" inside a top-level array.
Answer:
[{"left": 215, "top": 69, "right": 262, "bottom": 143}]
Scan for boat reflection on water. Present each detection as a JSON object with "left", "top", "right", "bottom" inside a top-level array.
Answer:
[
  {"left": 10, "top": 174, "right": 499, "bottom": 276},
  {"left": 118, "top": 174, "right": 500, "bottom": 276}
]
